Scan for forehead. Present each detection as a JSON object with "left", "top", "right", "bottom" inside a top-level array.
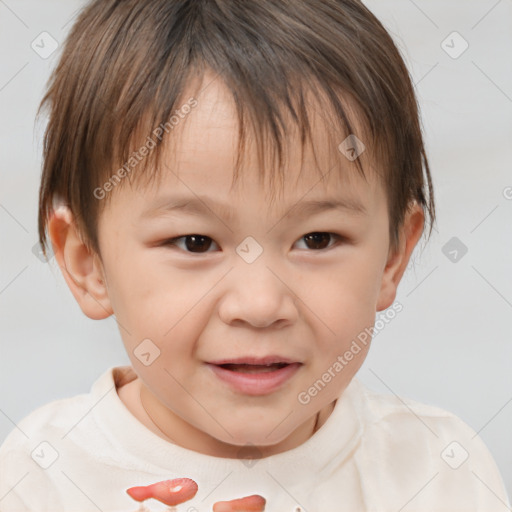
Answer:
[{"left": 128, "top": 71, "right": 385, "bottom": 220}]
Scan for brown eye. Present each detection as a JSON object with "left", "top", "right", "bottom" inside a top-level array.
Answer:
[
  {"left": 164, "top": 234, "right": 217, "bottom": 253},
  {"left": 299, "top": 232, "right": 341, "bottom": 250}
]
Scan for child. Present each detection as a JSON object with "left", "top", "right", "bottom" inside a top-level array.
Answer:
[{"left": 0, "top": 0, "right": 509, "bottom": 511}]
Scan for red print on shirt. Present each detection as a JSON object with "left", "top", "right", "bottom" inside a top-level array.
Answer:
[{"left": 126, "top": 478, "right": 266, "bottom": 510}]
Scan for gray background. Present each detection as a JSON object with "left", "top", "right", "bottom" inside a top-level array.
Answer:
[{"left": 1, "top": 0, "right": 511, "bottom": 502}]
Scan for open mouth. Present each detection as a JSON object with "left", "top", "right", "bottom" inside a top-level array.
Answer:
[{"left": 217, "top": 363, "right": 290, "bottom": 373}]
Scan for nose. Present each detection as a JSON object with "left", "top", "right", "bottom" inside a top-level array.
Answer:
[{"left": 217, "top": 259, "right": 298, "bottom": 329}]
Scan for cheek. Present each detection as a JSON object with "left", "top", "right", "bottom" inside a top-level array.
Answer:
[
  {"left": 103, "top": 251, "right": 209, "bottom": 351},
  {"left": 303, "top": 255, "right": 382, "bottom": 335},
  {"left": 105, "top": 247, "right": 188, "bottom": 317}
]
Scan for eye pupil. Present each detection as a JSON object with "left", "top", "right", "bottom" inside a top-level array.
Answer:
[
  {"left": 185, "top": 235, "right": 212, "bottom": 252},
  {"left": 168, "top": 232, "right": 340, "bottom": 254},
  {"left": 304, "top": 232, "right": 331, "bottom": 250}
]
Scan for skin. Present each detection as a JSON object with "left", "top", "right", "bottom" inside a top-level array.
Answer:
[{"left": 48, "top": 72, "right": 424, "bottom": 461}]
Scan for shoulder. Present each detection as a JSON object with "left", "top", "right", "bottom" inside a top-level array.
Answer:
[
  {"left": 0, "top": 390, "right": 92, "bottom": 451},
  {"left": 0, "top": 368, "right": 125, "bottom": 496},
  {"left": 350, "top": 376, "right": 497, "bottom": 458},
  {"left": 0, "top": 381, "right": 101, "bottom": 470},
  {"left": 1, "top": 365, "right": 119, "bottom": 451},
  {"left": 352, "top": 377, "right": 496, "bottom": 453},
  {"left": 0, "top": 392, "right": 94, "bottom": 511},
  {"left": 352, "top": 376, "right": 472, "bottom": 431},
  {"left": 348, "top": 377, "right": 511, "bottom": 511},
  {"left": 0, "top": 367, "right": 125, "bottom": 511},
  {"left": 0, "top": 365, "right": 129, "bottom": 457}
]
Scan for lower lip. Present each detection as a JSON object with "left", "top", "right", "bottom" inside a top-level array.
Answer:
[{"left": 206, "top": 363, "right": 302, "bottom": 396}]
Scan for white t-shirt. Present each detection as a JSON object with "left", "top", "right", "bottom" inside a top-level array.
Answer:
[{"left": 0, "top": 365, "right": 509, "bottom": 512}]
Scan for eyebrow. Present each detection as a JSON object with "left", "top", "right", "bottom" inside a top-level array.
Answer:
[{"left": 141, "top": 194, "right": 368, "bottom": 222}]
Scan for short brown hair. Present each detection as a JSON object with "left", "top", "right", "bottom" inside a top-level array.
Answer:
[{"left": 37, "top": 0, "right": 436, "bottom": 259}]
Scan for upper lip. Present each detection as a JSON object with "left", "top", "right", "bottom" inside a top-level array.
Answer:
[{"left": 208, "top": 356, "right": 301, "bottom": 366}]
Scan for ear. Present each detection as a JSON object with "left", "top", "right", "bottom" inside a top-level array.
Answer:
[
  {"left": 376, "top": 202, "right": 425, "bottom": 312},
  {"left": 48, "top": 206, "right": 113, "bottom": 320}
]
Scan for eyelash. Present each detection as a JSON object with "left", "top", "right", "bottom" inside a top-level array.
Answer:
[{"left": 161, "top": 232, "right": 346, "bottom": 254}]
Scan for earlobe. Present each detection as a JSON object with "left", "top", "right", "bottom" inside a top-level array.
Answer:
[
  {"left": 48, "top": 206, "right": 113, "bottom": 320},
  {"left": 376, "top": 203, "right": 425, "bottom": 312}
]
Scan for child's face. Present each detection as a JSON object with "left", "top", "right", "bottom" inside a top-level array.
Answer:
[{"left": 58, "top": 74, "right": 422, "bottom": 454}]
